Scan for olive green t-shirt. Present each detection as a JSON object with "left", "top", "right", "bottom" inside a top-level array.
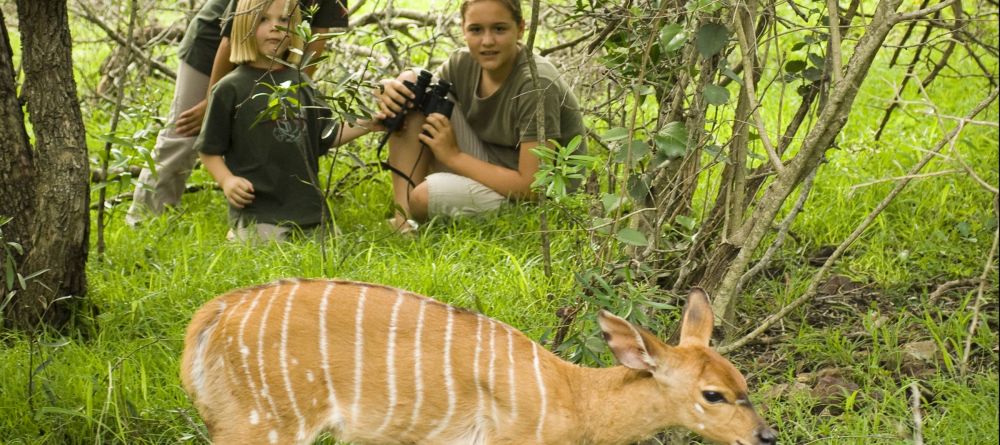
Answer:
[
  {"left": 196, "top": 66, "right": 337, "bottom": 227},
  {"left": 439, "top": 46, "right": 587, "bottom": 172}
]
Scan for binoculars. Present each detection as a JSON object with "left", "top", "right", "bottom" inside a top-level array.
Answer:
[{"left": 381, "top": 69, "right": 454, "bottom": 133}]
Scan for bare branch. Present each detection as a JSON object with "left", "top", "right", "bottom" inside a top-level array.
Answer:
[
  {"left": 848, "top": 169, "right": 963, "bottom": 191},
  {"left": 960, "top": 195, "right": 999, "bottom": 377},
  {"left": 928, "top": 277, "right": 986, "bottom": 304},
  {"left": 71, "top": 2, "right": 175, "bottom": 80},
  {"left": 720, "top": 87, "right": 999, "bottom": 354},
  {"left": 733, "top": 7, "right": 784, "bottom": 174},
  {"left": 892, "top": 0, "right": 957, "bottom": 24},
  {"left": 827, "top": 0, "right": 843, "bottom": 84}
]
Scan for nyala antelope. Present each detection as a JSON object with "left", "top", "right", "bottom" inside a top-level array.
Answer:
[{"left": 181, "top": 278, "right": 777, "bottom": 445}]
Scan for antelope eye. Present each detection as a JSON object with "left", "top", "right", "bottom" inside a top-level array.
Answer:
[{"left": 702, "top": 390, "right": 726, "bottom": 403}]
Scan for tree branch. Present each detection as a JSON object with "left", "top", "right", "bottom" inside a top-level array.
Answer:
[
  {"left": 72, "top": 2, "right": 175, "bottom": 80},
  {"left": 719, "top": 87, "right": 999, "bottom": 353},
  {"left": 891, "top": 0, "right": 957, "bottom": 24},
  {"left": 960, "top": 194, "right": 999, "bottom": 377}
]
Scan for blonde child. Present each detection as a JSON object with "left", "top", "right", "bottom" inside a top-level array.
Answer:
[{"left": 197, "top": 0, "right": 370, "bottom": 242}]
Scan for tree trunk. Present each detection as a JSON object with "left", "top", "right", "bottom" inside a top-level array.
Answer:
[
  {"left": 2, "top": 0, "right": 90, "bottom": 331},
  {"left": 0, "top": 7, "right": 36, "bottom": 253},
  {"left": 708, "top": 0, "right": 908, "bottom": 326}
]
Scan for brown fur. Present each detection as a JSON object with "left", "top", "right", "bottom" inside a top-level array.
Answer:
[{"left": 180, "top": 279, "right": 775, "bottom": 445}]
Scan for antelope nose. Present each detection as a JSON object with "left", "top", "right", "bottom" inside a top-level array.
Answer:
[{"left": 756, "top": 426, "right": 778, "bottom": 444}]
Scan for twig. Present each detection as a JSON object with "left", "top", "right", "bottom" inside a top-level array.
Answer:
[
  {"left": 733, "top": 7, "right": 784, "bottom": 174},
  {"left": 719, "top": 87, "right": 999, "bottom": 354},
  {"left": 96, "top": 0, "right": 138, "bottom": 256},
  {"left": 910, "top": 381, "right": 925, "bottom": 445},
  {"left": 892, "top": 0, "right": 957, "bottom": 24},
  {"left": 948, "top": 123, "right": 1000, "bottom": 194},
  {"left": 848, "top": 169, "right": 962, "bottom": 191},
  {"left": 72, "top": 2, "right": 175, "bottom": 80},
  {"left": 540, "top": 33, "right": 590, "bottom": 56},
  {"left": 927, "top": 278, "right": 986, "bottom": 304},
  {"left": 960, "top": 196, "right": 999, "bottom": 377},
  {"left": 826, "top": 0, "right": 843, "bottom": 85},
  {"left": 738, "top": 166, "right": 818, "bottom": 290},
  {"left": 874, "top": 10, "right": 939, "bottom": 141},
  {"left": 888, "top": 0, "right": 931, "bottom": 67}
]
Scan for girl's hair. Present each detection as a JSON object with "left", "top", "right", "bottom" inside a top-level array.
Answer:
[
  {"left": 229, "top": 0, "right": 304, "bottom": 65},
  {"left": 460, "top": 0, "right": 524, "bottom": 25}
]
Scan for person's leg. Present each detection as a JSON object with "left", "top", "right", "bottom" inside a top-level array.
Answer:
[
  {"left": 226, "top": 219, "right": 290, "bottom": 243},
  {"left": 386, "top": 108, "right": 432, "bottom": 227},
  {"left": 402, "top": 102, "right": 493, "bottom": 222},
  {"left": 425, "top": 172, "right": 506, "bottom": 218},
  {"left": 127, "top": 61, "right": 209, "bottom": 225}
]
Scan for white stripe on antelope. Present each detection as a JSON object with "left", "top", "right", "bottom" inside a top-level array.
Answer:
[{"left": 181, "top": 278, "right": 777, "bottom": 445}]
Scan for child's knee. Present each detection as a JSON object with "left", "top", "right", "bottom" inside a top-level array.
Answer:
[{"left": 408, "top": 184, "right": 430, "bottom": 220}]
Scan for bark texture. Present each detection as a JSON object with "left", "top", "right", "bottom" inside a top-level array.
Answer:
[{"left": 2, "top": 0, "right": 89, "bottom": 330}]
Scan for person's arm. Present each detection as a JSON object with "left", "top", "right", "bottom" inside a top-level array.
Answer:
[
  {"left": 175, "top": 37, "right": 237, "bottom": 137},
  {"left": 200, "top": 153, "right": 255, "bottom": 208},
  {"left": 419, "top": 114, "right": 540, "bottom": 200},
  {"left": 330, "top": 119, "right": 383, "bottom": 147}
]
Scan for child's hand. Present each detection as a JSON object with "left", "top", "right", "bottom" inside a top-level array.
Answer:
[
  {"left": 419, "top": 113, "right": 460, "bottom": 165},
  {"left": 375, "top": 78, "right": 415, "bottom": 122},
  {"left": 221, "top": 176, "right": 255, "bottom": 208}
]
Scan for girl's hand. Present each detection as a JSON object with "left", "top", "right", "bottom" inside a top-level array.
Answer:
[
  {"left": 221, "top": 176, "right": 255, "bottom": 208},
  {"left": 375, "top": 78, "right": 416, "bottom": 120},
  {"left": 375, "top": 69, "right": 422, "bottom": 126},
  {"left": 419, "top": 113, "right": 460, "bottom": 165}
]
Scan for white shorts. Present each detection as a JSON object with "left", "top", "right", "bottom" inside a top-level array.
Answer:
[
  {"left": 426, "top": 172, "right": 506, "bottom": 217},
  {"left": 425, "top": 103, "right": 507, "bottom": 218}
]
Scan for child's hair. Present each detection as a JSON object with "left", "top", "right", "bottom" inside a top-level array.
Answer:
[
  {"left": 229, "top": 0, "right": 305, "bottom": 65},
  {"left": 460, "top": 0, "right": 524, "bottom": 25}
]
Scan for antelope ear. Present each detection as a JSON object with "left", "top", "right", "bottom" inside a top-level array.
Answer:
[
  {"left": 597, "top": 310, "right": 668, "bottom": 371},
  {"left": 679, "top": 288, "right": 714, "bottom": 347}
]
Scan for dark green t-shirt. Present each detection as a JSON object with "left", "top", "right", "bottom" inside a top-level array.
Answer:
[
  {"left": 177, "top": 0, "right": 230, "bottom": 75},
  {"left": 179, "top": 0, "right": 348, "bottom": 76},
  {"left": 196, "top": 65, "right": 337, "bottom": 227},
  {"left": 439, "top": 46, "right": 587, "bottom": 172}
]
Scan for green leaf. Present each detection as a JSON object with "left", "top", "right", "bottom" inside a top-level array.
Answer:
[
  {"left": 601, "top": 194, "right": 626, "bottom": 215},
  {"left": 615, "top": 228, "right": 649, "bottom": 247},
  {"left": 808, "top": 53, "right": 826, "bottom": 70},
  {"left": 722, "top": 66, "right": 744, "bottom": 85},
  {"left": 703, "top": 144, "right": 729, "bottom": 163},
  {"left": 784, "top": 60, "right": 807, "bottom": 73},
  {"left": 655, "top": 121, "right": 688, "bottom": 158},
  {"left": 695, "top": 23, "right": 729, "bottom": 58},
  {"left": 659, "top": 23, "right": 687, "bottom": 53},
  {"left": 676, "top": 215, "right": 696, "bottom": 231},
  {"left": 591, "top": 216, "right": 613, "bottom": 234},
  {"left": 627, "top": 174, "right": 651, "bottom": 201},
  {"left": 628, "top": 140, "right": 650, "bottom": 160},
  {"left": 704, "top": 84, "right": 730, "bottom": 105},
  {"left": 803, "top": 67, "right": 823, "bottom": 81},
  {"left": 602, "top": 127, "right": 629, "bottom": 142}
]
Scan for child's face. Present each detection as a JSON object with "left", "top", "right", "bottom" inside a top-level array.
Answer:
[
  {"left": 462, "top": 1, "right": 524, "bottom": 76},
  {"left": 254, "top": 0, "right": 292, "bottom": 63}
]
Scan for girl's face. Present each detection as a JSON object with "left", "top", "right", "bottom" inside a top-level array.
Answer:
[
  {"left": 462, "top": 1, "right": 524, "bottom": 76},
  {"left": 253, "top": 0, "right": 292, "bottom": 65}
]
